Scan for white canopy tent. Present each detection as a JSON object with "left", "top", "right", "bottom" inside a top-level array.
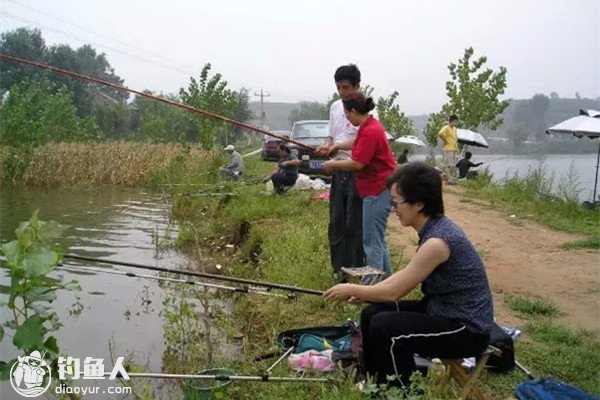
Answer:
[
  {"left": 394, "top": 135, "right": 427, "bottom": 147},
  {"left": 546, "top": 109, "right": 600, "bottom": 205}
]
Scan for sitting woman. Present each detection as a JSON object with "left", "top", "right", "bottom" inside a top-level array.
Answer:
[{"left": 324, "top": 162, "right": 493, "bottom": 385}]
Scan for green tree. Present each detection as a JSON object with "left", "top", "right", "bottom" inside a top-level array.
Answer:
[
  {"left": 132, "top": 92, "right": 194, "bottom": 143},
  {"left": 321, "top": 92, "right": 340, "bottom": 119},
  {"left": 0, "top": 28, "right": 126, "bottom": 118},
  {"left": 93, "top": 101, "right": 134, "bottom": 139},
  {"left": 423, "top": 112, "right": 447, "bottom": 151},
  {"left": 442, "top": 47, "right": 510, "bottom": 130},
  {"left": 530, "top": 93, "right": 550, "bottom": 141},
  {"left": 179, "top": 64, "right": 239, "bottom": 148},
  {"left": 288, "top": 101, "right": 326, "bottom": 124},
  {"left": 46, "top": 43, "right": 126, "bottom": 116},
  {"left": 227, "top": 88, "right": 254, "bottom": 145},
  {"left": 376, "top": 91, "right": 414, "bottom": 138},
  {"left": 507, "top": 123, "right": 530, "bottom": 148},
  {"left": 0, "top": 79, "right": 98, "bottom": 147},
  {"left": 0, "top": 28, "right": 48, "bottom": 91}
]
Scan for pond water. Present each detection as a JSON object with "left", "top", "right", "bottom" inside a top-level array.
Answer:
[{"left": 0, "top": 185, "right": 234, "bottom": 399}]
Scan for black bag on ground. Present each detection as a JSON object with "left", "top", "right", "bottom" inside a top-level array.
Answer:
[{"left": 487, "top": 322, "right": 515, "bottom": 372}]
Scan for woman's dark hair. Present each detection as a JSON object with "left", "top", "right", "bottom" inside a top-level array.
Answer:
[
  {"left": 341, "top": 92, "right": 375, "bottom": 115},
  {"left": 386, "top": 162, "right": 444, "bottom": 217},
  {"left": 278, "top": 144, "right": 291, "bottom": 154},
  {"left": 449, "top": 114, "right": 458, "bottom": 122},
  {"left": 334, "top": 64, "right": 361, "bottom": 86},
  {"left": 465, "top": 151, "right": 472, "bottom": 159}
]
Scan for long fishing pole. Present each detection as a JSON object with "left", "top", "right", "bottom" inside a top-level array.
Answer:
[
  {"left": 0, "top": 53, "right": 315, "bottom": 151},
  {"left": 104, "top": 371, "right": 334, "bottom": 383},
  {"left": 60, "top": 265, "right": 296, "bottom": 300},
  {"left": 63, "top": 254, "right": 325, "bottom": 296}
]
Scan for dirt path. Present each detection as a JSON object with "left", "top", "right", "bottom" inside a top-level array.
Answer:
[{"left": 387, "top": 190, "right": 600, "bottom": 331}]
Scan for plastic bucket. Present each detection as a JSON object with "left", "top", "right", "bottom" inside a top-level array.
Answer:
[{"left": 183, "top": 368, "right": 236, "bottom": 400}]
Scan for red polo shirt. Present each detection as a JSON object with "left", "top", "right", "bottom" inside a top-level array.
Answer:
[{"left": 351, "top": 116, "right": 397, "bottom": 198}]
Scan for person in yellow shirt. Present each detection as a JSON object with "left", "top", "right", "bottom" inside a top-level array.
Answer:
[{"left": 438, "top": 115, "right": 459, "bottom": 184}]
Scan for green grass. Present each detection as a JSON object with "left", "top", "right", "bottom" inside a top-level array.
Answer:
[
  {"left": 560, "top": 235, "right": 600, "bottom": 250},
  {"left": 504, "top": 294, "right": 561, "bottom": 317},
  {"left": 166, "top": 156, "right": 600, "bottom": 399},
  {"left": 462, "top": 164, "right": 600, "bottom": 236}
]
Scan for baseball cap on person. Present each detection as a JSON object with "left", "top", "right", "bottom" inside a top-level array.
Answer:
[{"left": 224, "top": 145, "right": 235, "bottom": 151}]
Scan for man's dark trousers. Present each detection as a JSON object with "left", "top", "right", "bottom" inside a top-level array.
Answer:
[{"left": 329, "top": 170, "right": 364, "bottom": 274}]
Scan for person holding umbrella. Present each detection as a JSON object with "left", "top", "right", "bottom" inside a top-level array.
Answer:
[{"left": 438, "top": 115, "right": 459, "bottom": 185}]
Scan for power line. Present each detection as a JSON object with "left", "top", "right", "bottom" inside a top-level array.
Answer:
[
  {"left": 0, "top": 11, "right": 194, "bottom": 78},
  {"left": 5, "top": 0, "right": 196, "bottom": 72}
]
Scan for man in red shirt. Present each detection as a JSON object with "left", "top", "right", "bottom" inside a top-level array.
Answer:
[{"left": 323, "top": 92, "right": 396, "bottom": 276}]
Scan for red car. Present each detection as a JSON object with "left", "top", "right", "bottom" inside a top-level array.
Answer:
[{"left": 261, "top": 130, "right": 290, "bottom": 161}]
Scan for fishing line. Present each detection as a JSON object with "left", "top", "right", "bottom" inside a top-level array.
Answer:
[
  {"left": 63, "top": 254, "right": 325, "bottom": 296},
  {"left": 60, "top": 264, "right": 296, "bottom": 300}
]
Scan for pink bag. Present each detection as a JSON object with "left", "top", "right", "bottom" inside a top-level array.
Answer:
[{"left": 287, "top": 350, "right": 336, "bottom": 372}]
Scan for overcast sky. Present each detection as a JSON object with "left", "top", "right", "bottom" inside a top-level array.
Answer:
[{"left": 1, "top": 0, "right": 599, "bottom": 114}]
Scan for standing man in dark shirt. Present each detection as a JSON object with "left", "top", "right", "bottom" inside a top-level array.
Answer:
[
  {"left": 271, "top": 144, "right": 300, "bottom": 194},
  {"left": 456, "top": 151, "right": 483, "bottom": 179},
  {"left": 316, "top": 64, "right": 365, "bottom": 280}
]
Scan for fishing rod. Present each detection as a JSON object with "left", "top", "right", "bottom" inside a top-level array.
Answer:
[
  {"left": 0, "top": 53, "right": 315, "bottom": 152},
  {"left": 104, "top": 371, "right": 334, "bottom": 383},
  {"left": 63, "top": 254, "right": 325, "bottom": 296},
  {"left": 60, "top": 265, "right": 296, "bottom": 300}
]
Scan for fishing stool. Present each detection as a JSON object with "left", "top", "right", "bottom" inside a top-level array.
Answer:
[
  {"left": 440, "top": 346, "right": 496, "bottom": 400},
  {"left": 340, "top": 266, "right": 385, "bottom": 285}
]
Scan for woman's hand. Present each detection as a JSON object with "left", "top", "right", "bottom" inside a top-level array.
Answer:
[
  {"left": 322, "top": 160, "right": 335, "bottom": 175},
  {"left": 323, "top": 283, "right": 355, "bottom": 302}
]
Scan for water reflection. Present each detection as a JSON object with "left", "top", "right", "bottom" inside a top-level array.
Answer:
[{"left": 0, "top": 185, "right": 197, "bottom": 399}]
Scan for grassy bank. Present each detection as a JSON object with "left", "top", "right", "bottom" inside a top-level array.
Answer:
[
  {"left": 0, "top": 142, "right": 219, "bottom": 186},
  {"left": 461, "top": 164, "right": 600, "bottom": 237},
  {"left": 167, "top": 158, "right": 599, "bottom": 399}
]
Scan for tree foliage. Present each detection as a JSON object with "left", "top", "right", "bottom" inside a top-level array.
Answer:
[
  {"left": 227, "top": 88, "right": 254, "bottom": 145},
  {"left": 288, "top": 101, "right": 326, "bottom": 124},
  {"left": 423, "top": 112, "right": 447, "bottom": 149},
  {"left": 131, "top": 92, "right": 194, "bottom": 143},
  {"left": 179, "top": 64, "right": 239, "bottom": 148},
  {"left": 506, "top": 123, "right": 530, "bottom": 148},
  {"left": 0, "top": 28, "right": 125, "bottom": 117},
  {"left": 0, "top": 79, "right": 98, "bottom": 147},
  {"left": 442, "top": 47, "right": 509, "bottom": 130},
  {"left": 376, "top": 91, "right": 414, "bottom": 138}
]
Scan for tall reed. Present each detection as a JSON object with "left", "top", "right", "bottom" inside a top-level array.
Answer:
[{"left": 1, "top": 142, "right": 218, "bottom": 186}]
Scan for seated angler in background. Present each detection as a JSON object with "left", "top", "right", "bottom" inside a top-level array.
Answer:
[
  {"left": 456, "top": 151, "right": 483, "bottom": 179},
  {"left": 219, "top": 145, "right": 244, "bottom": 180},
  {"left": 270, "top": 144, "right": 300, "bottom": 194},
  {"left": 324, "top": 162, "right": 493, "bottom": 386}
]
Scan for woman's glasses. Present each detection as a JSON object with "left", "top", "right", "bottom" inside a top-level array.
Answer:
[{"left": 390, "top": 198, "right": 408, "bottom": 210}]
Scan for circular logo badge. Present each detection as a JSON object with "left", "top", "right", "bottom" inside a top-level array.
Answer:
[{"left": 9, "top": 351, "right": 52, "bottom": 398}]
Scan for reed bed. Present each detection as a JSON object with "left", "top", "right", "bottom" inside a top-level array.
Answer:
[{"left": 1, "top": 142, "right": 217, "bottom": 186}]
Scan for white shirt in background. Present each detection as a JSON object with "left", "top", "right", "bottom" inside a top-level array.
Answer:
[{"left": 328, "top": 99, "right": 358, "bottom": 160}]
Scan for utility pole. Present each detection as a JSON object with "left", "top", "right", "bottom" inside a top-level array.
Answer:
[{"left": 254, "top": 89, "right": 270, "bottom": 129}]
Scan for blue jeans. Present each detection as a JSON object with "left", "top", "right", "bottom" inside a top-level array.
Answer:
[{"left": 362, "top": 189, "right": 392, "bottom": 276}]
